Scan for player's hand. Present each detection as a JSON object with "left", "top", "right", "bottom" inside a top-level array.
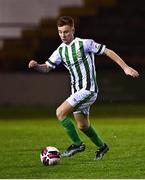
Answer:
[
  {"left": 124, "top": 66, "right": 139, "bottom": 78},
  {"left": 28, "top": 60, "right": 38, "bottom": 69}
]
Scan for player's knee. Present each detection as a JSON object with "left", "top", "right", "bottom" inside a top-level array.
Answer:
[{"left": 56, "top": 107, "right": 65, "bottom": 121}]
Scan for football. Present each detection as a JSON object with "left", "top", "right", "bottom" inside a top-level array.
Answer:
[{"left": 40, "top": 146, "right": 60, "bottom": 166}]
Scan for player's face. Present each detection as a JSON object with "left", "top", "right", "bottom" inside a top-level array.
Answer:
[{"left": 58, "top": 25, "right": 74, "bottom": 44}]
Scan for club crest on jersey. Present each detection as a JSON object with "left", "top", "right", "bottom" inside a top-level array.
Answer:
[{"left": 77, "top": 49, "right": 82, "bottom": 59}]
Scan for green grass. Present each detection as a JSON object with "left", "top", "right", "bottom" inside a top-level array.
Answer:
[{"left": 0, "top": 105, "right": 145, "bottom": 178}]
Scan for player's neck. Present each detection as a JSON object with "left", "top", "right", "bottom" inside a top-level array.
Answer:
[{"left": 64, "top": 36, "right": 75, "bottom": 45}]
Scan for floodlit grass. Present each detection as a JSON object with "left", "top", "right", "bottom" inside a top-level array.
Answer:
[{"left": 0, "top": 105, "right": 145, "bottom": 178}]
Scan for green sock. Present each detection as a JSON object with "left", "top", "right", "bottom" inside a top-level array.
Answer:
[
  {"left": 60, "top": 116, "right": 82, "bottom": 146},
  {"left": 82, "top": 125, "right": 104, "bottom": 148}
]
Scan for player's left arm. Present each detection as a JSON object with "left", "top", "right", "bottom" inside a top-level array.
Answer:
[{"left": 103, "top": 48, "right": 139, "bottom": 78}]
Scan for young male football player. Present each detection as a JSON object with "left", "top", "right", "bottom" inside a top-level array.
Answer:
[{"left": 28, "top": 16, "right": 139, "bottom": 160}]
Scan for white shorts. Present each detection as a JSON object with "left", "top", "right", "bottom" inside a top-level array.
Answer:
[{"left": 66, "top": 89, "right": 97, "bottom": 115}]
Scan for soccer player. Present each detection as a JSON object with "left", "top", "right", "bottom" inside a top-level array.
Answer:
[{"left": 28, "top": 16, "right": 139, "bottom": 160}]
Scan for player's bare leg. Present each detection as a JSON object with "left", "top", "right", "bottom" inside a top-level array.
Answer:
[
  {"left": 73, "top": 113, "right": 90, "bottom": 130},
  {"left": 56, "top": 101, "right": 85, "bottom": 157},
  {"left": 56, "top": 100, "right": 73, "bottom": 121}
]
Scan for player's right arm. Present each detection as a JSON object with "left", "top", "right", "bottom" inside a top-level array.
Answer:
[
  {"left": 28, "top": 60, "right": 52, "bottom": 73},
  {"left": 28, "top": 48, "right": 62, "bottom": 73}
]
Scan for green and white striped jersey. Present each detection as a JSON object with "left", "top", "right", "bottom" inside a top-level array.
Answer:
[{"left": 45, "top": 37, "right": 106, "bottom": 94}]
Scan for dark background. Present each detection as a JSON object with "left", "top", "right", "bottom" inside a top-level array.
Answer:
[{"left": 0, "top": 0, "right": 144, "bottom": 108}]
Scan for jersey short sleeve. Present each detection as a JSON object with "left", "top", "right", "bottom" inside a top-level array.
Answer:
[
  {"left": 45, "top": 49, "right": 61, "bottom": 69},
  {"left": 84, "top": 39, "right": 106, "bottom": 55}
]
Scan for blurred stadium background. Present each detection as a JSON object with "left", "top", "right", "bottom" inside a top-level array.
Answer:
[{"left": 0, "top": 0, "right": 144, "bottom": 115}]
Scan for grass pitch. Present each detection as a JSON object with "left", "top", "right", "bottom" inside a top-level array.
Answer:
[{"left": 0, "top": 105, "right": 145, "bottom": 179}]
